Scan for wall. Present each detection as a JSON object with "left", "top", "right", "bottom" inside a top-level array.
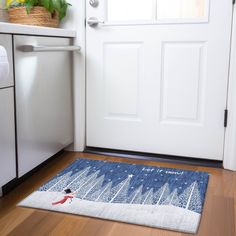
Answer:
[{"left": 61, "top": 0, "right": 86, "bottom": 152}]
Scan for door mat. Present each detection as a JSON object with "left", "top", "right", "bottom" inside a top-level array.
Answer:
[{"left": 18, "top": 158, "right": 209, "bottom": 234}]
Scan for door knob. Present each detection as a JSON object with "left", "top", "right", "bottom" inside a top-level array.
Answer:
[
  {"left": 89, "top": 0, "right": 99, "bottom": 7},
  {"left": 87, "top": 17, "right": 104, "bottom": 27}
]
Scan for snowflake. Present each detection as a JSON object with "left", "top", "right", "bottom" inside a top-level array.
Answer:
[
  {"left": 110, "top": 170, "right": 113, "bottom": 172},
  {"left": 144, "top": 174, "right": 148, "bottom": 176}
]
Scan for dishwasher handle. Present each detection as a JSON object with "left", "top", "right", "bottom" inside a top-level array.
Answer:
[{"left": 18, "top": 45, "right": 81, "bottom": 52}]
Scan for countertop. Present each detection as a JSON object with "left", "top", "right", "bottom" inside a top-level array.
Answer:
[{"left": 0, "top": 22, "right": 77, "bottom": 37}]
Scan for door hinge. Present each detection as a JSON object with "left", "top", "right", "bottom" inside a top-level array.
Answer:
[
  {"left": 224, "top": 109, "right": 228, "bottom": 128},
  {"left": 233, "top": 0, "right": 235, "bottom": 5}
]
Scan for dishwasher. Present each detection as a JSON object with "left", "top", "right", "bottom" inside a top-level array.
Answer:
[{"left": 14, "top": 35, "right": 74, "bottom": 177}]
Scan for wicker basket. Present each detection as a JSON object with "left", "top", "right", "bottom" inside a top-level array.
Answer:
[{"left": 8, "top": 6, "right": 59, "bottom": 28}]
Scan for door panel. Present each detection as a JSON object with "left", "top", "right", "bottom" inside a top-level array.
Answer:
[
  {"left": 104, "top": 42, "right": 141, "bottom": 118},
  {"left": 160, "top": 42, "right": 206, "bottom": 123},
  {"left": 86, "top": 0, "right": 232, "bottom": 160}
]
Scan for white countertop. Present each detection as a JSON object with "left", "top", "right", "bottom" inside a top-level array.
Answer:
[{"left": 0, "top": 22, "right": 77, "bottom": 37}]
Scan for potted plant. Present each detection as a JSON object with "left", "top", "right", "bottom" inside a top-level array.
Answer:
[{"left": 6, "top": 0, "right": 71, "bottom": 28}]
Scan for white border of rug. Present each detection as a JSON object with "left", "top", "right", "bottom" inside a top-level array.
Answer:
[{"left": 19, "top": 191, "right": 201, "bottom": 234}]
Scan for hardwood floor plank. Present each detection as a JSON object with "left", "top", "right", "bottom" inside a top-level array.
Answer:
[
  {"left": 0, "top": 208, "right": 34, "bottom": 235},
  {"left": 73, "top": 218, "right": 108, "bottom": 236},
  {"left": 7, "top": 211, "right": 49, "bottom": 236},
  {"left": 199, "top": 196, "right": 235, "bottom": 236},
  {"left": 105, "top": 222, "right": 152, "bottom": 236},
  {"left": 49, "top": 215, "right": 90, "bottom": 236}
]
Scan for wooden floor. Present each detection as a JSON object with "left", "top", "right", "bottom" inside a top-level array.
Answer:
[{"left": 0, "top": 152, "right": 235, "bottom": 236}]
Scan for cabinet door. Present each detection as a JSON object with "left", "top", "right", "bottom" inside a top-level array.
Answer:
[
  {"left": 0, "top": 34, "right": 14, "bottom": 88},
  {"left": 14, "top": 35, "right": 73, "bottom": 177},
  {"left": 0, "top": 88, "right": 16, "bottom": 187}
]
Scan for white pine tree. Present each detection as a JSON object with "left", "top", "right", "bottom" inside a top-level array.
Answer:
[
  {"left": 83, "top": 174, "right": 105, "bottom": 201},
  {"left": 187, "top": 182, "right": 202, "bottom": 213},
  {"left": 80, "top": 172, "right": 104, "bottom": 199},
  {"left": 170, "top": 189, "right": 180, "bottom": 207},
  {"left": 47, "top": 171, "right": 73, "bottom": 192},
  {"left": 142, "top": 188, "right": 154, "bottom": 205},
  {"left": 109, "top": 174, "right": 133, "bottom": 203},
  {"left": 155, "top": 183, "right": 170, "bottom": 205},
  {"left": 61, "top": 167, "right": 91, "bottom": 190},
  {"left": 179, "top": 181, "right": 198, "bottom": 210},
  {"left": 95, "top": 181, "right": 113, "bottom": 202},
  {"left": 66, "top": 167, "right": 91, "bottom": 192},
  {"left": 152, "top": 189, "right": 162, "bottom": 204},
  {"left": 127, "top": 185, "right": 143, "bottom": 204},
  {"left": 162, "top": 188, "right": 179, "bottom": 206},
  {"left": 74, "top": 171, "right": 100, "bottom": 197},
  {"left": 39, "top": 172, "right": 67, "bottom": 191},
  {"left": 48, "top": 167, "right": 92, "bottom": 192}
]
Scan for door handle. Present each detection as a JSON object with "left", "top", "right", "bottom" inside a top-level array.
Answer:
[{"left": 87, "top": 17, "right": 104, "bottom": 27}]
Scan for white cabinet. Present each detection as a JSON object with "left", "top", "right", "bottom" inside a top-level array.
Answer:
[
  {"left": 0, "top": 34, "right": 14, "bottom": 88},
  {"left": 0, "top": 34, "right": 16, "bottom": 192},
  {"left": 14, "top": 35, "right": 73, "bottom": 177},
  {"left": 0, "top": 88, "right": 16, "bottom": 188}
]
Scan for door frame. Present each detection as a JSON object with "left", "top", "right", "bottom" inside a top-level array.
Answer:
[
  {"left": 73, "top": 0, "right": 236, "bottom": 171},
  {"left": 224, "top": 3, "right": 236, "bottom": 171}
]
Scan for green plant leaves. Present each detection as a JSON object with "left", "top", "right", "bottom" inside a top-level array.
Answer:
[
  {"left": 7, "top": 0, "right": 24, "bottom": 8},
  {"left": 52, "top": 0, "right": 71, "bottom": 20},
  {"left": 8, "top": 0, "right": 71, "bottom": 20},
  {"left": 24, "top": 0, "right": 38, "bottom": 13},
  {"left": 39, "top": 0, "right": 54, "bottom": 13}
]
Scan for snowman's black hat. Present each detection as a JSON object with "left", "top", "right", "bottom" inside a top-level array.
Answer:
[{"left": 64, "top": 188, "right": 72, "bottom": 194}]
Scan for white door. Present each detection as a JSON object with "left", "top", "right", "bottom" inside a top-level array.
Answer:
[{"left": 86, "top": 0, "right": 233, "bottom": 160}]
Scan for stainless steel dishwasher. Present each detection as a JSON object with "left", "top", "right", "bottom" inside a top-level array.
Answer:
[{"left": 14, "top": 35, "right": 76, "bottom": 177}]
